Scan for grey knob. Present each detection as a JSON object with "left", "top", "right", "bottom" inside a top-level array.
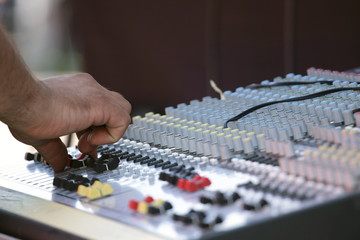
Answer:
[{"left": 332, "top": 108, "right": 344, "bottom": 125}]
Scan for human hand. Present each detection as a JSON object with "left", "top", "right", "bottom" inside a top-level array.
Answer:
[{"left": 6, "top": 73, "right": 131, "bottom": 172}]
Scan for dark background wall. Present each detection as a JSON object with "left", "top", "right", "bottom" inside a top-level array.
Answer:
[
  {"left": 295, "top": 0, "right": 360, "bottom": 73},
  {"left": 71, "top": 0, "right": 360, "bottom": 114}
]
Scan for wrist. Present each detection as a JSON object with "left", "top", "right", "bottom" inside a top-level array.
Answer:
[
  {"left": 0, "top": 75, "right": 47, "bottom": 128},
  {"left": 0, "top": 24, "right": 48, "bottom": 128}
]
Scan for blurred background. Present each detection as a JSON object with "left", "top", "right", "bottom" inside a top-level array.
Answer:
[
  {"left": 0, "top": 0, "right": 360, "bottom": 150},
  {"left": 2, "top": 0, "right": 360, "bottom": 114}
]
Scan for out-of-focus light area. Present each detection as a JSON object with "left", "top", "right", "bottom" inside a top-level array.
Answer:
[{"left": 3, "top": 0, "right": 82, "bottom": 74}]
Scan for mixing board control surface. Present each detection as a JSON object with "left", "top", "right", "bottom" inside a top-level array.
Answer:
[{"left": 1, "top": 68, "right": 360, "bottom": 239}]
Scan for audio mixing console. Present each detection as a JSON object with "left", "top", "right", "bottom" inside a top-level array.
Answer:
[{"left": 1, "top": 67, "right": 360, "bottom": 239}]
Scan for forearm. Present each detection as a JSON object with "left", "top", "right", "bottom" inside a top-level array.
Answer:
[
  {"left": 0, "top": 23, "right": 131, "bottom": 172},
  {"left": 0, "top": 24, "right": 41, "bottom": 125}
]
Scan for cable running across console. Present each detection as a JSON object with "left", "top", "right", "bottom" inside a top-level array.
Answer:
[
  {"left": 224, "top": 87, "right": 360, "bottom": 128},
  {"left": 245, "top": 80, "right": 335, "bottom": 89}
]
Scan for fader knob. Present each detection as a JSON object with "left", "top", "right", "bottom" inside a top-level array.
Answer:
[
  {"left": 214, "top": 216, "right": 224, "bottom": 224},
  {"left": 284, "top": 141, "right": 295, "bottom": 157},
  {"left": 233, "top": 136, "right": 244, "bottom": 152},
  {"left": 337, "top": 103, "right": 347, "bottom": 111},
  {"left": 230, "top": 192, "right": 241, "bottom": 202},
  {"left": 53, "top": 177, "right": 64, "bottom": 188},
  {"left": 299, "top": 103, "right": 307, "bottom": 114},
  {"left": 324, "top": 107, "right": 333, "bottom": 121},
  {"left": 354, "top": 112, "right": 360, "bottom": 127},
  {"left": 24, "top": 152, "right": 35, "bottom": 161},
  {"left": 242, "top": 138, "right": 254, "bottom": 155},
  {"left": 292, "top": 124, "right": 303, "bottom": 140},
  {"left": 256, "top": 134, "right": 265, "bottom": 151},
  {"left": 307, "top": 104, "right": 316, "bottom": 115},
  {"left": 291, "top": 102, "right": 300, "bottom": 112},
  {"left": 343, "top": 109, "right": 355, "bottom": 126},
  {"left": 200, "top": 196, "right": 213, "bottom": 204},
  {"left": 315, "top": 106, "right": 324, "bottom": 117},
  {"left": 214, "top": 192, "right": 227, "bottom": 206},
  {"left": 278, "top": 128, "right": 289, "bottom": 141},
  {"left": 332, "top": 108, "right": 344, "bottom": 125},
  {"left": 268, "top": 126, "right": 278, "bottom": 140}
]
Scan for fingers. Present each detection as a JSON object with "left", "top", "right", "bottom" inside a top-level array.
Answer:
[
  {"left": 88, "top": 124, "right": 128, "bottom": 145},
  {"left": 74, "top": 89, "right": 131, "bottom": 161},
  {"left": 76, "top": 115, "right": 129, "bottom": 157},
  {"left": 111, "top": 92, "right": 132, "bottom": 114},
  {"left": 25, "top": 73, "right": 132, "bottom": 173},
  {"left": 35, "top": 138, "right": 68, "bottom": 173},
  {"left": 86, "top": 97, "right": 131, "bottom": 146},
  {"left": 77, "top": 130, "right": 97, "bottom": 158}
]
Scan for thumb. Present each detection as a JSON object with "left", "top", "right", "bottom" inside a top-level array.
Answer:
[{"left": 35, "top": 138, "right": 68, "bottom": 172}]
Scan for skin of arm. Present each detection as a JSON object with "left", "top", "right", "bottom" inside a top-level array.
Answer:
[{"left": 0, "top": 24, "right": 131, "bottom": 172}]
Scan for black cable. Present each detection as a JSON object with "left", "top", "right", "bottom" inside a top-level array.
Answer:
[
  {"left": 245, "top": 80, "right": 334, "bottom": 89},
  {"left": 224, "top": 87, "right": 360, "bottom": 128},
  {"left": 352, "top": 108, "right": 360, "bottom": 114}
]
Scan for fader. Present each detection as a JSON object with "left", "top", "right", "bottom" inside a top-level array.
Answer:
[{"left": 1, "top": 67, "right": 360, "bottom": 239}]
